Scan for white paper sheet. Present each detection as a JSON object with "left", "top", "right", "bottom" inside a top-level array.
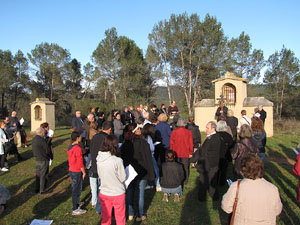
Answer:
[
  {"left": 48, "top": 129, "right": 54, "bottom": 137},
  {"left": 153, "top": 141, "right": 161, "bottom": 146},
  {"left": 125, "top": 164, "right": 138, "bottom": 189},
  {"left": 30, "top": 219, "right": 53, "bottom": 225},
  {"left": 19, "top": 118, "right": 24, "bottom": 125},
  {"left": 292, "top": 148, "right": 299, "bottom": 155},
  {"left": 227, "top": 179, "right": 233, "bottom": 186}
]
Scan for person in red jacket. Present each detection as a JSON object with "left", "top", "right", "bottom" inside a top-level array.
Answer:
[
  {"left": 170, "top": 118, "right": 193, "bottom": 185},
  {"left": 68, "top": 131, "right": 87, "bottom": 216},
  {"left": 293, "top": 143, "right": 300, "bottom": 202}
]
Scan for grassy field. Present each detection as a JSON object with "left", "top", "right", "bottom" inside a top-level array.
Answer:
[{"left": 0, "top": 126, "right": 300, "bottom": 225}]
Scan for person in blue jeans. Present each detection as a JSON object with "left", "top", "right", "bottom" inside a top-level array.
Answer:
[
  {"left": 67, "top": 131, "right": 87, "bottom": 216},
  {"left": 160, "top": 150, "right": 185, "bottom": 202},
  {"left": 126, "top": 125, "right": 155, "bottom": 222}
]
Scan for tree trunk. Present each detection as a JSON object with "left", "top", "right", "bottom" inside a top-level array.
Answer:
[
  {"left": 50, "top": 74, "right": 54, "bottom": 101},
  {"left": 104, "top": 88, "right": 107, "bottom": 103},
  {"left": 279, "top": 76, "right": 286, "bottom": 120},
  {"left": 113, "top": 82, "right": 117, "bottom": 106},
  {"left": 1, "top": 92, "right": 4, "bottom": 110},
  {"left": 164, "top": 59, "right": 172, "bottom": 105},
  {"left": 180, "top": 51, "right": 192, "bottom": 116}
]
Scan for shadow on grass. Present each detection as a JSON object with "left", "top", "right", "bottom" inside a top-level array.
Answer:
[
  {"left": 2, "top": 177, "right": 35, "bottom": 218},
  {"left": 7, "top": 148, "right": 33, "bottom": 168},
  {"left": 179, "top": 178, "right": 212, "bottom": 225},
  {"left": 52, "top": 137, "right": 70, "bottom": 148},
  {"left": 264, "top": 162, "right": 300, "bottom": 225}
]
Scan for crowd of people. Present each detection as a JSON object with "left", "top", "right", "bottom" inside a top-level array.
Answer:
[{"left": 1, "top": 100, "right": 298, "bottom": 224}]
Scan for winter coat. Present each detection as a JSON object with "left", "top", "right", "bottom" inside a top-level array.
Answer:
[
  {"left": 132, "top": 138, "right": 155, "bottom": 181},
  {"left": 231, "top": 138, "right": 259, "bottom": 175},
  {"left": 226, "top": 116, "right": 238, "bottom": 140},
  {"left": 160, "top": 161, "right": 185, "bottom": 188},
  {"left": 186, "top": 123, "right": 201, "bottom": 148},
  {"left": 222, "top": 178, "right": 282, "bottom": 225},
  {"left": 252, "top": 130, "right": 266, "bottom": 153},
  {"left": 155, "top": 122, "right": 171, "bottom": 149},
  {"left": 170, "top": 127, "right": 193, "bottom": 158},
  {"left": 293, "top": 153, "right": 300, "bottom": 202}
]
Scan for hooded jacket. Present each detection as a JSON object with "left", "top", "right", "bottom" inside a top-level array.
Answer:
[{"left": 96, "top": 151, "right": 126, "bottom": 196}]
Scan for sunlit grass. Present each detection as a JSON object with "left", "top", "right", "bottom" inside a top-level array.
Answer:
[{"left": 0, "top": 126, "right": 299, "bottom": 224}]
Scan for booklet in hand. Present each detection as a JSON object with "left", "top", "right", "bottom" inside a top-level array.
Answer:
[
  {"left": 227, "top": 179, "right": 233, "bottom": 186},
  {"left": 292, "top": 148, "right": 299, "bottom": 155}
]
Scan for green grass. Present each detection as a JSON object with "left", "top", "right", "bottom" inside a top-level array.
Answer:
[{"left": 0, "top": 127, "right": 300, "bottom": 225}]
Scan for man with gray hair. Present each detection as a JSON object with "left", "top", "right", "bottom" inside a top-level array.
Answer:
[
  {"left": 72, "top": 111, "right": 84, "bottom": 133},
  {"left": 142, "top": 111, "right": 151, "bottom": 125},
  {"left": 191, "top": 121, "right": 221, "bottom": 201},
  {"left": 32, "top": 127, "right": 53, "bottom": 194},
  {"left": 257, "top": 105, "right": 267, "bottom": 124}
]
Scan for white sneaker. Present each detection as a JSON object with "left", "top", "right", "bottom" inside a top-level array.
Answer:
[
  {"left": 1, "top": 168, "right": 8, "bottom": 172},
  {"left": 72, "top": 208, "right": 87, "bottom": 216},
  {"left": 145, "top": 185, "right": 153, "bottom": 190}
]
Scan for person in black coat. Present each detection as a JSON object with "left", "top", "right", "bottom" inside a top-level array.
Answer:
[
  {"left": 121, "top": 106, "right": 133, "bottom": 126},
  {"left": 32, "top": 127, "right": 53, "bottom": 194},
  {"left": 215, "top": 100, "right": 228, "bottom": 119},
  {"left": 160, "top": 150, "right": 185, "bottom": 202},
  {"left": 126, "top": 124, "right": 155, "bottom": 221},
  {"left": 257, "top": 105, "right": 267, "bottom": 124},
  {"left": 71, "top": 111, "right": 85, "bottom": 133},
  {"left": 226, "top": 109, "right": 238, "bottom": 141},
  {"left": 96, "top": 112, "right": 105, "bottom": 130},
  {"left": 216, "top": 121, "right": 234, "bottom": 186},
  {"left": 191, "top": 121, "right": 221, "bottom": 201},
  {"left": 186, "top": 117, "right": 201, "bottom": 151},
  {"left": 89, "top": 121, "right": 112, "bottom": 214}
]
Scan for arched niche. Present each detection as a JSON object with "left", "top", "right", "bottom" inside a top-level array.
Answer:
[
  {"left": 34, "top": 105, "right": 42, "bottom": 120},
  {"left": 222, "top": 83, "right": 236, "bottom": 104}
]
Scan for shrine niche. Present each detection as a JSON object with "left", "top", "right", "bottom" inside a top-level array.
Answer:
[
  {"left": 34, "top": 105, "right": 42, "bottom": 120},
  {"left": 30, "top": 98, "right": 55, "bottom": 132},
  {"left": 194, "top": 72, "right": 274, "bottom": 137}
]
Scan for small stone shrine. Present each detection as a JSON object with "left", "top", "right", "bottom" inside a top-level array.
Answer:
[
  {"left": 194, "top": 72, "right": 273, "bottom": 137},
  {"left": 30, "top": 98, "right": 55, "bottom": 132}
]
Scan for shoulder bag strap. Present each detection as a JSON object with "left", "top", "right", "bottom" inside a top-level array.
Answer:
[
  {"left": 230, "top": 179, "right": 241, "bottom": 225},
  {"left": 242, "top": 116, "right": 250, "bottom": 125}
]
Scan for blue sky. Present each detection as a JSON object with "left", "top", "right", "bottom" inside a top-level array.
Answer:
[{"left": 1, "top": 0, "right": 299, "bottom": 69}]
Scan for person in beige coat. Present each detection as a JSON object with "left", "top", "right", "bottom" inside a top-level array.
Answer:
[{"left": 221, "top": 155, "right": 282, "bottom": 225}]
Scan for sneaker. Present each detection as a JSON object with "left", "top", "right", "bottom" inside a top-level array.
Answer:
[
  {"left": 1, "top": 168, "right": 9, "bottom": 172},
  {"left": 144, "top": 185, "right": 153, "bottom": 190},
  {"left": 72, "top": 208, "right": 87, "bottom": 216},
  {"left": 174, "top": 193, "right": 180, "bottom": 202},
  {"left": 156, "top": 186, "right": 162, "bottom": 192},
  {"left": 162, "top": 193, "right": 169, "bottom": 202},
  {"left": 136, "top": 215, "right": 146, "bottom": 222},
  {"left": 128, "top": 215, "right": 134, "bottom": 221}
]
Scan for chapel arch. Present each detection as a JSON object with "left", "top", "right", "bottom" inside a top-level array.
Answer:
[{"left": 222, "top": 83, "right": 236, "bottom": 104}]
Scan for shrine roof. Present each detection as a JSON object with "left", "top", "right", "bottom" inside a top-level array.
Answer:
[{"left": 212, "top": 72, "right": 248, "bottom": 83}]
